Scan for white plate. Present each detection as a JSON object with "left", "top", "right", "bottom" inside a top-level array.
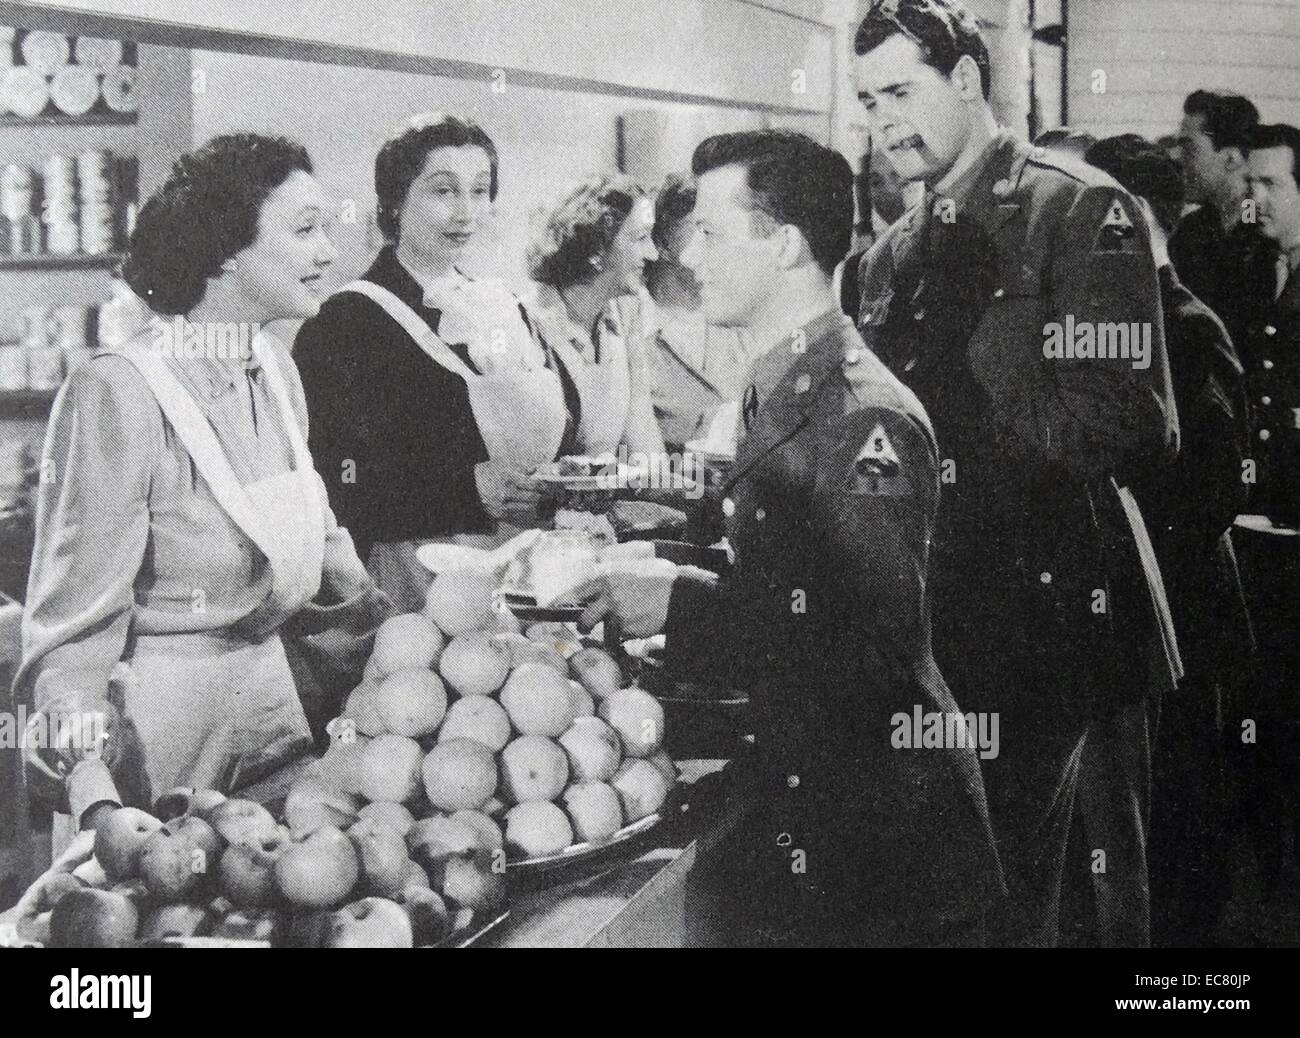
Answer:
[
  {"left": 414, "top": 542, "right": 493, "bottom": 575},
  {"left": 50, "top": 64, "right": 98, "bottom": 115},
  {"left": 99, "top": 64, "right": 136, "bottom": 112},
  {"left": 20, "top": 31, "right": 69, "bottom": 74},
  {"left": 2, "top": 66, "right": 49, "bottom": 118}
]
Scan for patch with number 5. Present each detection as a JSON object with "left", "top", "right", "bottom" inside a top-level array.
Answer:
[{"left": 817, "top": 420, "right": 914, "bottom": 497}]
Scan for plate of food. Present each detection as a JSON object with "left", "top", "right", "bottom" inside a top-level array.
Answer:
[{"left": 532, "top": 454, "right": 621, "bottom": 491}]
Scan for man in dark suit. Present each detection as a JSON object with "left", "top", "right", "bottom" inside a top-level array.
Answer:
[
  {"left": 851, "top": 0, "right": 1181, "bottom": 946},
  {"left": 577, "top": 129, "right": 1003, "bottom": 947},
  {"left": 1235, "top": 123, "right": 1300, "bottom": 893},
  {"left": 1170, "top": 91, "right": 1275, "bottom": 350},
  {"left": 1085, "top": 134, "right": 1254, "bottom": 946}
]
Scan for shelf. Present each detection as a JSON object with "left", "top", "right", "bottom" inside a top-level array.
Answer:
[
  {"left": 0, "top": 252, "right": 121, "bottom": 271},
  {"left": 0, "top": 389, "right": 57, "bottom": 415},
  {"left": 0, "top": 109, "right": 138, "bottom": 128}
]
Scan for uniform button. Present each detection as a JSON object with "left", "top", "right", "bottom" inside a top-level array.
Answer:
[
  {"left": 1265, "top": 326, "right": 1276, "bottom": 336},
  {"left": 1260, "top": 429, "right": 1271, "bottom": 441},
  {"left": 913, "top": 310, "right": 925, "bottom": 321},
  {"left": 1262, "top": 396, "right": 1272, "bottom": 406},
  {"left": 993, "top": 178, "right": 1013, "bottom": 197},
  {"left": 755, "top": 508, "right": 766, "bottom": 521},
  {"left": 844, "top": 348, "right": 861, "bottom": 364},
  {"left": 1040, "top": 571, "right": 1052, "bottom": 584},
  {"left": 795, "top": 374, "right": 811, "bottom": 394},
  {"left": 722, "top": 497, "right": 736, "bottom": 517},
  {"left": 1264, "top": 359, "right": 1275, "bottom": 370},
  {"left": 992, "top": 287, "right": 1005, "bottom": 300},
  {"left": 787, "top": 774, "right": 800, "bottom": 788}
]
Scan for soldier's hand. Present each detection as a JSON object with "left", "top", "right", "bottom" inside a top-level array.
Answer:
[{"left": 574, "top": 558, "right": 678, "bottom": 637}]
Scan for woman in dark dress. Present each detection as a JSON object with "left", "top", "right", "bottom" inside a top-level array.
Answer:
[{"left": 295, "top": 115, "right": 577, "bottom": 612}]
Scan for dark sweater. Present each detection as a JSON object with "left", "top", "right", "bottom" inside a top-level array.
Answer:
[{"left": 295, "top": 248, "right": 575, "bottom": 558}]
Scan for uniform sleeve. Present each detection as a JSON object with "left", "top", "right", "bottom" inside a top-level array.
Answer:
[
  {"left": 973, "top": 183, "right": 1179, "bottom": 479},
  {"left": 15, "top": 356, "right": 157, "bottom": 712}
]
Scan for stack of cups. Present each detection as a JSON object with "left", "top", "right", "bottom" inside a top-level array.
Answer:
[
  {"left": 77, "top": 150, "right": 114, "bottom": 254},
  {"left": 42, "top": 154, "right": 79, "bottom": 255},
  {"left": 2, "top": 164, "right": 36, "bottom": 254},
  {"left": 50, "top": 303, "right": 92, "bottom": 374},
  {"left": 0, "top": 318, "right": 25, "bottom": 391},
  {"left": 20, "top": 304, "right": 65, "bottom": 390}
]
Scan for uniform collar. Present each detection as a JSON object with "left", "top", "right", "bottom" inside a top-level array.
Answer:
[
  {"left": 366, "top": 245, "right": 447, "bottom": 323},
  {"left": 937, "top": 128, "right": 1019, "bottom": 211}
]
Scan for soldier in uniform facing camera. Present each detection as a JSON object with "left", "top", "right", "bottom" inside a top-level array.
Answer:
[
  {"left": 576, "top": 129, "right": 1003, "bottom": 948},
  {"left": 851, "top": 0, "right": 1181, "bottom": 946}
]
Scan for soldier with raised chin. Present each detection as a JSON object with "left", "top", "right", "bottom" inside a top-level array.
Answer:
[
  {"left": 850, "top": 0, "right": 1180, "bottom": 946},
  {"left": 576, "top": 129, "right": 1003, "bottom": 947}
]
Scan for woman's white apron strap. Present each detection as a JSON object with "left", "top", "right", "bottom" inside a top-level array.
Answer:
[{"left": 335, "top": 280, "right": 567, "bottom": 471}]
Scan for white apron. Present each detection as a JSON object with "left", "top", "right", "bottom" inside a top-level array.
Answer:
[
  {"left": 337, "top": 281, "right": 570, "bottom": 604},
  {"left": 99, "top": 334, "right": 324, "bottom": 797}
]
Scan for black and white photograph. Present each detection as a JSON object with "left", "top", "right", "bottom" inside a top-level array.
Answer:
[{"left": 0, "top": 0, "right": 1293, "bottom": 1003}]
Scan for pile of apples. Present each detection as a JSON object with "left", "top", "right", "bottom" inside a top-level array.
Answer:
[{"left": 332, "top": 567, "right": 676, "bottom": 865}]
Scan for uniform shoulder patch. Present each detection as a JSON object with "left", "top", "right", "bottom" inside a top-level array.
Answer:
[
  {"left": 1093, "top": 198, "right": 1137, "bottom": 253},
  {"left": 856, "top": 423, "right": 901, "bottom": 476}
]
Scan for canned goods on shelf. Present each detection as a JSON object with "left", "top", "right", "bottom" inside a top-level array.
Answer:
[
  {"left": 99, "top": 64, "right": 137, "bottom": 113},
  {"left": 73, "top": 36, "right": 123, "bottom": 73},
  {"left": 20, "top": 31, "right": 71, "bottom": 74},
  {"left": 45, "top": 222, "right": 81, "bottom": 255},
  {"left": 17, "top": 306, "right": 49, "bottom": 349},
  {"left": 49, "top": 304, "right": 90, "bottom": 350},
  {"left": 1, "top": 164, "right": 33, "bottom": 221},
  {"left": 0, "top": 345, "right": 26, "bottom": 391},
  {"left": 50, "top": 63, "right": 98, "bottom": 116},
  {"left": 25, "top": 346, "right": 65, "bottom": 391},
  {"left": 2, "top": 65, "right": 50, "bottom": 119}
]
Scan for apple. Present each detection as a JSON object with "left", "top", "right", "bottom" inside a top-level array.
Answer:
[
  {"left": 323, "top": 897, "right": 414, "bottom": 948},
  {"left": 562, "top": 781, "right": 624, "bottom": 842},
  {"left": 401, "top": 887, "right": 452, "bottom": 946},
  {"left": 173, "top": 815, "right": 222, "bottom": 867},
  {"left": 569, "top": 646, "right": 623, "bottom": 699},
  {"left": 441, "top": 853, "right": 506, "bottom": 912},
  {"left": 138, "top": 822, "right": 216, "bottom": 900},
  {"left": 558, "top": 717, "right": 623, "bottom": 782},
  {"left": 139, "top": 903, "right": 210, "bottom": 941},
  {"left": 568, "top": 680, "right": 596, "bottom": 718},
  {"left": 357, "top": 801, "right": 415, "bottom": 838},
  {"left": 207, "top": 799, "right": 278, "bottom": 848},
  {"left": 154, "top": 787, "right": 227, "bottom": 822},
  {"left": 208, "top": 907, "right": 277, "bottom": 942},
  {"left": 611, "top": 758, "right": 671, "bottom": 822},
  {"left": 274, "top": 826, "right": 360, "bottom": 908},
  {"left": 449, "top": 810, "right": 504, "bottom": 851},
  {"left": 406, "top": 817, "right": 483, "bottom": 885},
  {"left": 403, "top": 859, "right": 431, "bottom": 894},
  {"left": 348, "top": 818, "right": 412, "bottom": 898},
  {"left": 219, "top": 833, "right": 286, "bottom": 908},
  {"left": 94, "top": 806, "right": 164, "bottom": 880},
  {"left": 357, "top": 733, "right": 425, "bottom": 804},
  {"left": 284, "top": 780, "right": 361, "bottom": 839},
  {"left": 48, "top": 888, "right": 139, "bottom": 948}
]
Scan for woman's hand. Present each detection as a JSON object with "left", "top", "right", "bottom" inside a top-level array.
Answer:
[{"left": 475, "top": 461, "right": 542, "bottom": 522}]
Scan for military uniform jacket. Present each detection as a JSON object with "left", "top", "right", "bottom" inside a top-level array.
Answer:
[
  {"left": 855, "top": 132, "right": 1183, "bottom": 718},
  {"left": 664, "top": 310, "right": 1004, "bottom": 941},
  {"left": 1239, "top": 264, "right": 1300, "bottom": 526}
]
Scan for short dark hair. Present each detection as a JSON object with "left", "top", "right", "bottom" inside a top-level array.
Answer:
[
  {"left": 527, "top": 173, "right": 643, "bottom": 288},
  {"left": 123, "top": 134, "right": 312, "bottom": 315},
  {"left": 651, "top": 172, "right": 696, "bottom": 254},
  {"left": 1245, "top": 122, "right": 1300, "bottom": 187},
  {"left": 1183, "top": 90, "right": 1260, "bottom": 152},
  {"left": 690, "top": 130, "right": 853, "bottom": 276},
  {"left": 1085, "top": 134, "right": 1185, "bottom": 235},
  {"left": 854, "top": 0, "right": 991, "bottom": 100},
  {"left": 375, "top": 113, "right": 498, "bottom": 243}
]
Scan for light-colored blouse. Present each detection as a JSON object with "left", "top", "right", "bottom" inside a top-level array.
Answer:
[{"left": 17, "top": 334, "right": 376, "bottom": 710}]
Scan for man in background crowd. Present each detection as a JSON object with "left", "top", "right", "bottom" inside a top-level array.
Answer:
[
  {"left": 851, "top": 0, "right": 1180, "bottom": 946},
  {"left": 1235, "top": 122, "right": 1300, "bottom": 895},
  {"left": 1085, "top": 134, "right": 1253, "bottom": 946},
  {"left": 1171, "top": 91, "right": 1275, "bottom": 346}
]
